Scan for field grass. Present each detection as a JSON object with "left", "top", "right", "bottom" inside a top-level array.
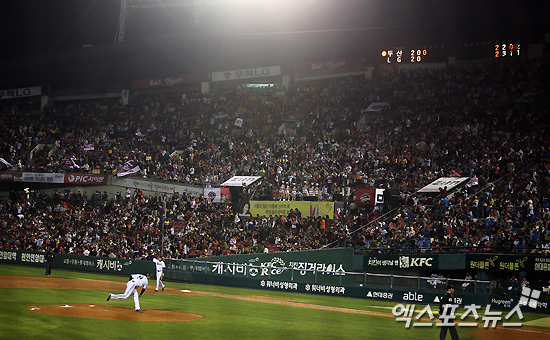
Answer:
[{"left": 0, "top": 264, "right": 547, "bottom": 340}]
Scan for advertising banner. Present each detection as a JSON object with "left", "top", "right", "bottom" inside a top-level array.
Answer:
[
  {"left": 132, "top": 74, "right": 200, "bottom": 89},
  {"left": 364, "top": 287, "right": 471, "bottom": 306},
  {"left": 180, "top": 273, "right": 349, "bottom": 296},
  {"left": 13, "top": 172, "right": 65, "bottom": 184},
  {"left": 3, "top": 248, "right": 549, "bottom": 312},
  {"left": 418, "top": 177, "right": 469, "bottom": 193},
  {"left": 64, "top": 173, "right": 108, "bottom": 185},
  {"left": 354, "top": 188, "right": 385, "bottom": 206},
  {"left": 0, "top": 172, "right": 15, "bottom": 181},
  {"left": 220, "top": 176, "right": 262, "bottom": 187},
  {"left": 250, "top": 201, "right": 334, "bottom": 218},
  {"left": 466, "top": 254, "right": 527, "bottom": 271},
  {"left": 211, "top": 66, "right": 281, "bottom": 82},
  {"left": 293, "top": 57, "right": 364, "bottom": 74},
  {"left": 111, "top": 176, "right": 203, "bottom": 197},
  {"left": 168, "top": 248, "right": 353, "bottom": 286},
  {"left": 0, "top": 249, "right": 154, "bottom": 275},
  {"left": 0, "top": 86, "right": 41, "bottom": 100},
  {"left": 465, "top": 254, "right": 550, "bottom": 273},
  {"left": 363, "top": 254, "right": 439, "bottom": 270}
]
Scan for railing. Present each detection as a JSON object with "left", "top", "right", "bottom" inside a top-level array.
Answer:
[
  {"left": 358, "top": 272, "right": 491, "bottom": 295},
  {"left": 356, "top": 245, "right": 548, "bottom": 255}
]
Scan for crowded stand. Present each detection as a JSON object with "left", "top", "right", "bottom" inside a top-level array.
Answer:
[{"left": 1, "top": 58, "right": 550, "bottom": 260}]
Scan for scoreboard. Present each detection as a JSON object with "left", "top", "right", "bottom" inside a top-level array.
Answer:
[
  {"left": 494, "top": 43, "right": 520, "bottom": 58},
  {"left": 379, "top": 41, "right": 523, "bottom": 64},
  {"left": 381, "top": 48, "right": 429, "bottom": 64}
]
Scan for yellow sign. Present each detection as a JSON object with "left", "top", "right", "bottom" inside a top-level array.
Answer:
[{"left": 249, "top": 201, "right": 334, "bottom": 218}]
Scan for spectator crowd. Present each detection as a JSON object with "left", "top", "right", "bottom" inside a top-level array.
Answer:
[{"left": 1, "top": 57, "right": 550, "bottom": 260}]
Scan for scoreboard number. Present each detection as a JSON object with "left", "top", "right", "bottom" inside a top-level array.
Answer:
[
  {"left": 495, "top": 43, "right": 520, "bottom": 58},
  {"left": 410, "top": 49, "right": 426, "bottom": 63},
  {"left": 382, "top": 48, "right": 427, "bottom": 63}
]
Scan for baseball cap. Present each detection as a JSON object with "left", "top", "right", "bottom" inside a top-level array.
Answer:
[{"left": 447, "top": 284, "right": 454, "bottom": 290}]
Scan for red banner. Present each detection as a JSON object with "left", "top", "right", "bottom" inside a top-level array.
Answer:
[
  {"left": 81, "top": 143, "right": 94, "bottom": 151},
  {"left": 293, "top": 57, "right": 364, "bottom": 74},
  {"left": 0, "top": 172, "right": 14, "bottom": 181},
  {"left": 64, "top": 174, "right": 108, "bottom": 185},
  {"left": 354, "top": 188, "right": 375, "bottom": 206},
  {"left": 132, "top": 74, "right": 201, "bottom": 90}
]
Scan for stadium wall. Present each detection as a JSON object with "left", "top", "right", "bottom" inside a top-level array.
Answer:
[{"left": 2, "top": 248, "right": 549, "bottom": 313}]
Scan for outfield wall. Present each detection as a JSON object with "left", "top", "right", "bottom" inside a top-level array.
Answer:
[
  {"left": 0, "top": 249, "right": 155, "bottom": 275},
  {"left": 1, "top": 248, "right": 549, "bottom": 313},
  {"left": 165, "top": 248, "right": 354, "bottom": 296},
  {"left": 361, "top": 253, "right": 550, "bottom": 273}
]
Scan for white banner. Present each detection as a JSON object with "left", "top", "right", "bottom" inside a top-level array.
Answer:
[
  {"left": 361, "top": 102, "right": 389, "bottom": 113},
  {"left": 418, "top": 177, "right": 470, "bottom": 193},
  {"left": 13, "top": 172, "right": 65, "bottom": 183},
  {"left": 375, "top": 189, "right": 385, "bottom": 204},
  {"left": 211, "top": 66, "right": 281, "bottom": 82},
  {"left": 0, "top": 86, "right": 41, "bottom": 100},
  {"left": 111, "top": 177, "right": 203, "bottom": 197},
  {"left": 220, "top": 176, "right": 262, "bottom": 187},
  {"left": 205, "top": 188, "right": 221, "bottom": 203}
]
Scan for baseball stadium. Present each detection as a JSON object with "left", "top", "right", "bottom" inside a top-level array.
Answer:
[{"left": 1, "top": 1, "right": 550, "bottom": 339}]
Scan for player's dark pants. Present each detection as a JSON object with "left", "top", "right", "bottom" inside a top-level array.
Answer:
[
  {"left": 45, "top": 261, "right": 53, "bottom": 275},
  {"left": 440, "top": 325, "right": 459, "bottom": 340}
]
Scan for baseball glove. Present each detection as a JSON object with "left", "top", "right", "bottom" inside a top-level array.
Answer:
[{"left": 161, "top": 273, "right": 165, "bottom": 280}]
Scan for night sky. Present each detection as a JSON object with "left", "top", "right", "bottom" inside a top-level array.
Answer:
[{"left": 2, "top": 0, "right": 548, "bottom": 62}]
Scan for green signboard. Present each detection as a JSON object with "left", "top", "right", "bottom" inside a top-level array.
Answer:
[
  {"left": 0, "top": 249, "right": 154, "bottom": 275},
  {"left": 362, "top": 253, "right": 550, "bottom": 272},
  {"left": 363, "top": 254, "right": 439, "bottom": 270},
  {"left": 167, "top": 248, "right": 354, "bottom": 286},
  {"left": 3, "top": 248, "right": 550, "bottom": 313},
  {"left": 465, "top": 254, "right": 549, "bottom": 272},
  {"left": 531, "top": 256, "right": 550, "bottom": 272}
]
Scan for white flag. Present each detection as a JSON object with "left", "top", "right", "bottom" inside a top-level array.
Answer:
[
  {"left": 63, "top": 156, "right": 79, "bottom": 169},
  {"left": 117, "top": 159, "right": 140, "bottom": 177},
  {"left": 466, "top": 176, "right": 478, "bottom": 187},
  {"left": 0, "top": 157, "right": 12, "bottom": 168},
  {"left": 81, "top": 143, "right": 94, "bottom": 151}
]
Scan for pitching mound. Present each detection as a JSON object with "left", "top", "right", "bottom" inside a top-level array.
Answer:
[{"left": 27, "top": 304, "right": 204, "bottom": 321}]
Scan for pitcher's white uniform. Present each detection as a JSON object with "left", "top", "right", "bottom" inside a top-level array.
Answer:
[
  {"left": 108, "top": 273, "right": 149, "bottom": 311},
  {"left": 153, "top": 257, "right": 166, "bottom": 291}
]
